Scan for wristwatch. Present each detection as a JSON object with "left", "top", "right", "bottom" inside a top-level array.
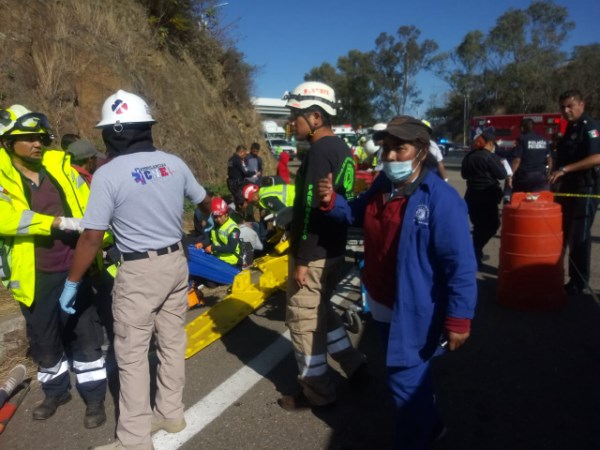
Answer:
[{"left": 559, "top": 166, "right": 567, "bottom": 173}]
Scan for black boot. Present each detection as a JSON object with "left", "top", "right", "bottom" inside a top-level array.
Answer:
[
  {"left": 84, "top": 401, "right": 107, "bottom": 429},
  {"left": 32, "top": 391, "right": 72, "bottom": 420}
]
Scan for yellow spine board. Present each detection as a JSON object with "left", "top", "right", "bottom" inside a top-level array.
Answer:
[{"left": 185, "top": 254, "right": 288, "bottom": 359}]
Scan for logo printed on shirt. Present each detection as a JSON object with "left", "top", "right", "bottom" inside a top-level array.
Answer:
[
  {"left": 415, "top": 204, "right": 429, "bottom": 225},
  {"left": 589, "top": 129, "right": 600, "bottom": 139},
  {"left": 131, "top": 163, "right": 173, "bottom": 185}
]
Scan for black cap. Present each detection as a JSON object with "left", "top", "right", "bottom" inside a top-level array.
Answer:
[
  {"left": 475, "top": 128, "right": 495, "bottom": 142},
  {"left": 372, "top": 116, "right": 431, "bottom": 142}
]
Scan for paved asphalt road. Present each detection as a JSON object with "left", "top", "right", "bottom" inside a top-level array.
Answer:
[{"left": 2, "top": 159, "right": 600, "bottom": 450}]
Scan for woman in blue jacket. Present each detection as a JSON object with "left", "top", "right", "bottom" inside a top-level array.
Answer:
[{"left": 319, "top": 116, "right": 478, "bottom": 449}]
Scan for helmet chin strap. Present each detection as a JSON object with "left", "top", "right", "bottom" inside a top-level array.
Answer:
[{"left": 300, "top": 113, "right": 323, "bottom": 142}]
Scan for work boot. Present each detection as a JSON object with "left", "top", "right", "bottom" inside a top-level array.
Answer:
[
  {"left": 32, "top": 391, "right": 72, "bottom": 420},
  {"left": 84, "top": 401, "right": 107, "bottom": 429},
  {"left": 277, "top": 391, "right": 334, "bottom": 412},
  {"left": 151, "top": 416, "right": 187, "bottom": 433},
  {"left": 348, "top": 361, "right": 370, "bottom": 389}
]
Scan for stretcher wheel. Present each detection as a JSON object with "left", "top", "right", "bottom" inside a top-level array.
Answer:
[{"left": 343, "top": 310, "right": 362, "bottom": 334}]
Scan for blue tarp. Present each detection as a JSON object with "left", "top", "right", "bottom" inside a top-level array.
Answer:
[{"left": 187, "top": 245, "right": 240, "bottom": 285}]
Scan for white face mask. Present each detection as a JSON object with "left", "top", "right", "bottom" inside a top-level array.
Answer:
[
  {"left": 382, "top": 160, "right": 413, "bottom": 182},
  {"left": 382, "top": 149, "right": 422, "bottom": 183}
]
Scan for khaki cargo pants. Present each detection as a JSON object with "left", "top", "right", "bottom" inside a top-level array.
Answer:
[
  {"left": 286, "top": 255, "right": 365, "bottom": 405},
  {"left": 112, "top": 247, "right": 188, "bottom": 449}
]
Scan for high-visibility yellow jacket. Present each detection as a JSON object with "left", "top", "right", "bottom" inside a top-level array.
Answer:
[
  {"left": 258, "top": 184, "right": 295, "bottom": 213},
  {"left": 210, "top": 217, "right": 241, "bottom": 266},
  {"left": 0, "top": 148, "right": 90, "bottom": 306}
]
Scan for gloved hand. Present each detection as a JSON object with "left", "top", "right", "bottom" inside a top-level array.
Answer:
[
  {"left": 59, "top": 279, "right": 80, "bottom": 315},
  {"left": 58, "top": 217, "right": 83, "bottom": 232}
]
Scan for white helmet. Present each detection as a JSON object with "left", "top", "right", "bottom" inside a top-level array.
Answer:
[
  {"left": 283, "top": 81, "right": 337, "bottom": 116},
  {"left": 364, "top": 139, "right": 379, "bottom": 155},
  {"left": 372, "top": 122, "right": 387, "bottom": 131},
  {"left": 96, "top": 90, "right": 155, "bottom": 128}
]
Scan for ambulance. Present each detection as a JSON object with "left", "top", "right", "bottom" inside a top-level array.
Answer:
[{"left": 332, "top": 124, "right": 358, "bottom": 150}]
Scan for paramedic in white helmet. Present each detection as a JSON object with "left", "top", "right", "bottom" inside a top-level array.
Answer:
[
  {"left": 278, "top": 81, "right": 367, "bottom": 411},
  {"left": 60, "top": 90, "right": 212, "bottom": 450}
]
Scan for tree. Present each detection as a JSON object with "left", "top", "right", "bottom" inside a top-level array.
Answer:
[
  {"left": 428, "top": 0, "right": 577, "bottom": 141},
  {"left": 335, "top": 50, "right": 376, "bottom": 126},
  {"left": 304, "top": 52, "right": 377, "bottom": 126},
  {"left": 556, "top": 44, "right": 600, "bottom": 115},
  {"left": 372, "top": 26, "right": 443, "bottom": 117}
]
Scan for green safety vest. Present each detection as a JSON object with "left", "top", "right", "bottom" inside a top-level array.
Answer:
[
  {"left": 258, "top": 184, "right": 295, "bottom": 213},
  {"left": 210, "top": 217, "right": 241, "bottom": 265}
]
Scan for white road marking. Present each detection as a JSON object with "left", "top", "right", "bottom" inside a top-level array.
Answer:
[{"left": 153, "top": 331, "right": 292, "bottom": 449}]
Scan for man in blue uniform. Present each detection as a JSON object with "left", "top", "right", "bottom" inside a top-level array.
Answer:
[
  {"left": 512, "top": 118, "right": 552, "bottom": 192},
  {"left": 548, "top": 89, "right": 600, "bottom": 295}
]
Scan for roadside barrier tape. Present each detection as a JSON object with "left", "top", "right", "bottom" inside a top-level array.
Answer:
[{"left": 553, "top": 192, "right": 600, "bottom": 199}]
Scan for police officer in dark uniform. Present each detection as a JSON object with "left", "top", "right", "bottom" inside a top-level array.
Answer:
[
  {"left": 548, "top": 89, "right": 600, "bottom": 295},
  {"left": 512, "top": 118, "right": 552, "bottom": 192},
  {"left": 461, "top": 128, "right": 508, "bottom": 266}
]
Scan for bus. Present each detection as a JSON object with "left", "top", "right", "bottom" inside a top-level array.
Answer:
[{"left": 471, "top": 113, "right": 567, "bottom": 151}]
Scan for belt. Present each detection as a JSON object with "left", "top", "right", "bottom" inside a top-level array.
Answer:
[{"left": 122, "top": 243, "right": 180, "bottom": 262}]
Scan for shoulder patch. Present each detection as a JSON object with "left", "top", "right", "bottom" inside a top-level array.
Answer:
[{"left": 588, "top": 129, "right": 599, "bottom": 139}]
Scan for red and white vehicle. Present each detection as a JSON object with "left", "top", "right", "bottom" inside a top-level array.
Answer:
[{"left": 471, "top": 113, "right": 567, "bottom": 151}]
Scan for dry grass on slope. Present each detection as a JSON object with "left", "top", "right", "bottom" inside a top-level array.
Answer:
[{"left": 0, "top": 0, "right": 272, "bottom": 186}]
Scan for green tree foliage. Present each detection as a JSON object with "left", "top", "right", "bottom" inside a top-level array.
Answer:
[
  {"left": 556, "top": 44, "right": 600, "bottom": 115},
  {"left": 304, "top": 53, "right": 377, "bottom": 126},
  {"left": 372, "top": 26, "right": 443, "bottom": 117},
  {"left": 429, "top": 0, "right": 582, "bottom": 142}
]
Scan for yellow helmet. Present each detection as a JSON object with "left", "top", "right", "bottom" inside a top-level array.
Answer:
[{"left": 0, "top": 105, "right": 53, "bottom": 144}]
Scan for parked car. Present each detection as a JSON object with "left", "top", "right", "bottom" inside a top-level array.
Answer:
[
  {"left": 438, "top": 139, "right": 467, "bottom": 156},
  {"left": 267, "top": 139, "right": 296, "bottom": 160}
]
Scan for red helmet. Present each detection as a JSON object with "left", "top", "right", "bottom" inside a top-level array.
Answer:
[
  {"left": 242, "top": 184, "right": 259, "bottom": 201},
  {"left": 210, "top": 197, "right": 228, "bottom": 216}
]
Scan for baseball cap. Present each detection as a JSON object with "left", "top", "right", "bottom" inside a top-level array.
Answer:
[
  {"left": 372, "top": 116, "right": 431, "bottom": 142},
  {"left": 474, "top": 128, "right": 495, "bottom": 142},
  {"left": 67, "top": 139, "right": 107, "bottom": 162}
]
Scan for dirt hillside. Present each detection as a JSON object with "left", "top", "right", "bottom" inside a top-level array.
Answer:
[{"left": 0, "top": 0, "right": 274, "bottom": 185}]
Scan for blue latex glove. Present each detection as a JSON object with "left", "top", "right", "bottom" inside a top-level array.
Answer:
[{"left": 59, "top": 279, "right": 80, "bottom": 315}]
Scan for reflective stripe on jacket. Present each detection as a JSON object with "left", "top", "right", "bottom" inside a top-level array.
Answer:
[
  {"left": 0, "top": 149, "right": 90, "bottom": 306},
  {"left": 210, "top": 217, "right": 241, "bottom": 265},
  {"left": 258, "top": 184, "right": 295, "bottom": 211}
]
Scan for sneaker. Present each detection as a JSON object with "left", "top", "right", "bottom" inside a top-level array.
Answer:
[
  {"left": 84, "top": 401, "right": 106, "bottom": 429},
  {"left": 151, "top": 416, "right": 187, "bottom": 433},
  {"left": 32, "top": 391, "right": 72, "bottom": 420},
  {"left": 277, "top": 391, "right": 334, "bottom": 411}
]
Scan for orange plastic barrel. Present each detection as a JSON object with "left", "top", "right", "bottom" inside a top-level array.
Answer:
[{"left": 497, "top": 191, "right": 566, "bottom": 311}]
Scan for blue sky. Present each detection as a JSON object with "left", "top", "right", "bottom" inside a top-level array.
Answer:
[{"left": 219, "top": 0, "right": 599, "bottom": 117}]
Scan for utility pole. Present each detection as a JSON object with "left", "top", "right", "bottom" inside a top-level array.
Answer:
[{"left": 463, "top": 93, "right": 469, "bottom": 147}]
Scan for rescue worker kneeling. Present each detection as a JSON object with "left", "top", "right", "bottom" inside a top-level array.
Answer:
[
  {"left": 242, "top": 183, "right": 295, "bottom": 217},
  {"left": 206, "top": 197, "right": 244, "bottom": 267}
]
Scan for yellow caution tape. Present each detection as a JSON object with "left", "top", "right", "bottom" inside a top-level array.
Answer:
[{"left": 553, "top": 192, "right": 600, "bottom": 199}]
